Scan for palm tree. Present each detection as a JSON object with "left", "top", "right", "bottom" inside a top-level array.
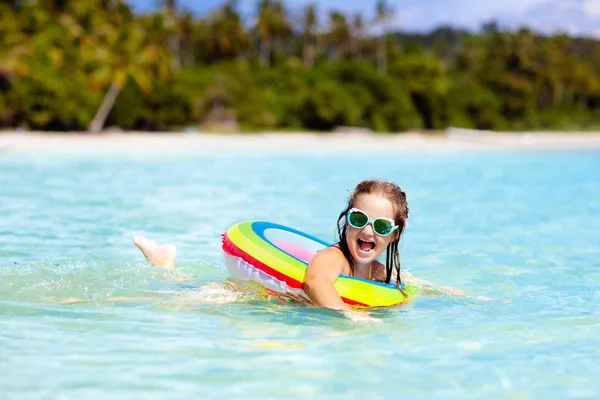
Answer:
[
  {"left": 257, "top": 0, "right": 274, "bottom": 67},
  {"left": 375, "top": 0, "right": 394, "bottom": 74},
  {"left": 256, "top": 0, "right": 291, "bottom": 68},
  {"left": 204, "top": 0, "right": 248, "bottom": 61},
  {"left": 302, "top": 3, "right": 317, "bottom": 68},
  {"left": 160, "top": 0, "right": 181, "bottom": 71},
  {"left": 87, "top": 19, "right": 171, "bottom": 133},
  {"left": 351, "top": 13, "right": 364, "bottom": 61},
  {"left": 179, "top": 9, "right": 195, "bottom": 66},
  {"left": 271, "top": 1, "right": 291, "bottom": 62},
  {"left": 328, "top": 11, "right": 350, "bottom": 62}
]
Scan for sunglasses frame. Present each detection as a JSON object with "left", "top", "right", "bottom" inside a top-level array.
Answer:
[{"left": 346, "top": 207, "right": 399, "bottom": 237}]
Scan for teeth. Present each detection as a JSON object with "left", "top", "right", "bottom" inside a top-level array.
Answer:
[{"left": 358, "top": 239, "right": 375, "bottom": 246}]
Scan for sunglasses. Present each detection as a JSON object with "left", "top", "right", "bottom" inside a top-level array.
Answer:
[{"left": 346, "top": 208, "right": 398, "bottom": 237}]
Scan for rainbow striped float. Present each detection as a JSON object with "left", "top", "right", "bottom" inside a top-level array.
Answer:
[{"left": 221, "top": 221, "right": 416, "bottom": 307}]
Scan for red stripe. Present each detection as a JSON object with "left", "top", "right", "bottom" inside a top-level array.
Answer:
[
  {"left": 341, "top": 297, "right": 367, "bottom": 307},
  {"left": 222, "top": 232, "right": 303, "bottom": 289},
  {"left": 221, "top": 232, "right": 368, "bottom": 307}
]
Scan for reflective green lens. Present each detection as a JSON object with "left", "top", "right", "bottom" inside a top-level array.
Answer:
[
  {"left": 348, "top": 210, "right": 368, "bottom": 228},
  {"left": 373, "top": 219, "right": 392, "bottom": 235}
]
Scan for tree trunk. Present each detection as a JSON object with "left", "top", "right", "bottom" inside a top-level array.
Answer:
[
  {"left": 351, "top": 35, "right": 360, "bottom": 60},
  {"left": 169, "top": 35, "right": 181, "bottom": 71},
  {"left": 377, "top": 34, "right": 387, "bottom": 75},
  {"left": 88, "top": 80, "right": 122, "bottom": 133},
  {"left": 259, "top": 38, "right": 271, "bottom": 68},
  {"left": 330, "top": 44, "right": 340, "bottom": 62},
  {"left": 303, "top": 40, "right": 313, "bottom": 68}
]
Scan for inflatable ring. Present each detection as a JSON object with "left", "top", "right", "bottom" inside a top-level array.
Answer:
[{"left": 221, "top": 221, "right": 416, "bottom": 307}]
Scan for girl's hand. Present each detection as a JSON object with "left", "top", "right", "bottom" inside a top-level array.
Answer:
[
  {"left": 342, "top": 310, "right": 382, "bottom": 324},
  {"left": 435, "top": 285, "right": 466, "bottom": 296}
]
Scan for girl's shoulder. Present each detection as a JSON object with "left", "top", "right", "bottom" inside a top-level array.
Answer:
[
  {"left": 310, "top": 245, "right": 350, "bottom": 274},
  {"left": 313, "top": 243, "right": 342, "bottom": 255},
  {"left": 314, "top": 244, "right": 345, "bottom": 261}
]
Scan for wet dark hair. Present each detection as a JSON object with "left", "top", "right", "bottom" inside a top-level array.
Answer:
[{"left": 336, "top": 180, "right": 409, "bottom": 296}]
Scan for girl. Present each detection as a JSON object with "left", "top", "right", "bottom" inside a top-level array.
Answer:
[
  {"left": 304, "top": 179, "right": 463, "bottom": 311},
  {"left": 133, "top": 179, "right": 464, "bottom": 312}
]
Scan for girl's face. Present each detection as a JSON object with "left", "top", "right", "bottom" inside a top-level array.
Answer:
[{"left": 345, "top": 193, "right": 398, "bottom": 268}]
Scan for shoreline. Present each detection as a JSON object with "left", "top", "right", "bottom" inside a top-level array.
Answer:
[{"left": 2, "top": 129, "right": 600, "bottom": 154}]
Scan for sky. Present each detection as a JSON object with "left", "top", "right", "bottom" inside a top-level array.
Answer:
[{"left": 129, "top": 0, "right": 600, "bottom": 37}]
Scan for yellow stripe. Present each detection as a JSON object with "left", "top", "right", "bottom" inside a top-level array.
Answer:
[
  {"left": 227, "top": 222, "right": 307, "bottom": 283},
  {"left": 335, "top": 277, "right": 416, "bottom": 307}
]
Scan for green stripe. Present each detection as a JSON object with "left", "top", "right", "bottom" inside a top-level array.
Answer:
[{"left": 236, "top": 221, "right": 308, "bottom": 281}]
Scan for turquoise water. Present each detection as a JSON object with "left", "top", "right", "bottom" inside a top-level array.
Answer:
[{"left": 1, "top": 144, "right": 599, "bottom": 399}]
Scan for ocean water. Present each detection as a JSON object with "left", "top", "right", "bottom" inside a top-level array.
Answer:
[{"left": 1, "top": 143, "right": 599, "bottom": 399}]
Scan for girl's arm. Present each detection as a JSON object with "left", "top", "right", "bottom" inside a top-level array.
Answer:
[
  {"left": 402, "top": 271, "right": 495, "bottom": 301},
  {"left": 305, "top": 249, "right": 383, "bottom": 323},
  {"left": 370, "top": 264, "right": 467, "bottom": 297},
  {"left": 400, "top": 271, "right": 466, "bottom": 296},
  {"left": 303, "top": 248, "right": 348, "bottom": 310}
]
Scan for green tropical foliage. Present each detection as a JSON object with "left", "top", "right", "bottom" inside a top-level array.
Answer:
[{"left": 1, "top": 0, "right": 600, "bottom": 132}]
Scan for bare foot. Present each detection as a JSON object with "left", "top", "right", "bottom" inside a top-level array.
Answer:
[{"left": 132, "top": 236, "right": 177, "bottom": 270}]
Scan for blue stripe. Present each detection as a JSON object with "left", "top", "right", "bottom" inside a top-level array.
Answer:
[
  {"left": 250, "top": 221, "right": 328, "bottom": 265},
  {"left": 251, "top": 221, "right": 330, "bottom": 247}
]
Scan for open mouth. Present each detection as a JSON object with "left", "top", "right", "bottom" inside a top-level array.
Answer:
[{"left": 357, "top": 238, "right": 376, "bottom": 253}]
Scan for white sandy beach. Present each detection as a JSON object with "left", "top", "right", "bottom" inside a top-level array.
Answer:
[{"left": 1, "top": 129, "right": 600, "bottom": 154}]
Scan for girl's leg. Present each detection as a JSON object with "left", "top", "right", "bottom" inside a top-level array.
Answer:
[{"left": 132, "top": 236, "right": 177, "bottom": 270}]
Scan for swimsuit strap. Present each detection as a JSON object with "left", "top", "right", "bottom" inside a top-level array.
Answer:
[{"left": 368, "top": 264, "right": 372, "bottom": 280}]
